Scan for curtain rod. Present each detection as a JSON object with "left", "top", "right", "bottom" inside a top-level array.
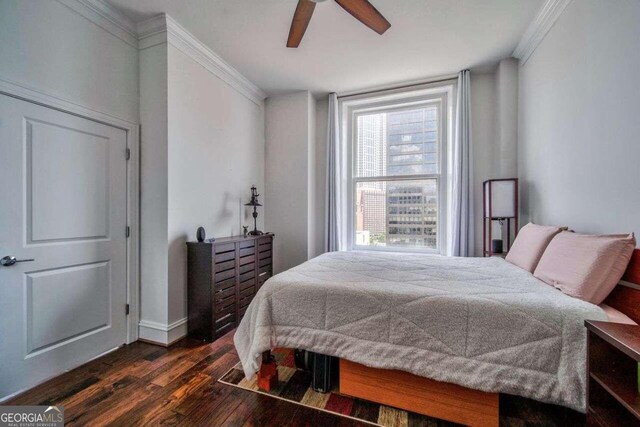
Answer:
[{"left": 337, "top": 75, "right": 458, "bottom": 99}]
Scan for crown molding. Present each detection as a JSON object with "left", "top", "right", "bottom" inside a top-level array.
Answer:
[
  {"left": 137, "top": 14, "right": 169, "bottom": 50},
  {"left": 137, "top": 14, "right": 267, "bottom": 105},
  {"left": 513, "top": 0, "right": 573, "bottom": 65},
  {"left": 56, "top": 2, "right": 267, "bottom": 104},
  {"left": 56, "top": 0, "right": 138, "bottom": 48}
]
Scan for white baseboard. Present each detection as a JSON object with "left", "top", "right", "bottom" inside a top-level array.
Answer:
[{"left": 138, "top": 317, "right": 188, "bottom": 346}]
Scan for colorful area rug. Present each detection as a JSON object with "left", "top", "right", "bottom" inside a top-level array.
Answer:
[
  {"left": 218, "top": 349, "right": 584, "bottom": 427},
  {"left": 218, "top": 349, "right": 438, "bottom": 426}
]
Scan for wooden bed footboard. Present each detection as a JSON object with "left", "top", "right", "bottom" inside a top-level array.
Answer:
[{"left": 339, "top": 359, "right": 499, "bottom": 427}]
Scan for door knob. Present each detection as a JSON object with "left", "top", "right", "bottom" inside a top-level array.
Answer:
[{"left": 0, "top": 256, "right": 35, "bottom": 267}]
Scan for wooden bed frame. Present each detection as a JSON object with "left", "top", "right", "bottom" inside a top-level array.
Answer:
[{"left": 257, "top": 249, "right": 640, "bottom": 426}]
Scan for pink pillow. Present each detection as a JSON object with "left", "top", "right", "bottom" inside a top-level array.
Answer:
[
  {"left": 505, "top": 223, "right": 564, "bottom": 272},
  {"left": 533, "top": 232, "right": 636, "bottom": 304}
]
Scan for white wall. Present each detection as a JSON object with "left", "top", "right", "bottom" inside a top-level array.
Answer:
[
  {"left": 1, "top": 4, "right": 267, "bottom": 344},
  {"left": 138, "top": 16, "right": 266, "bottom": 344},
  {"left": 471, "top": 72, "right": 498, "bottom": 256},
  {"left": 496, "top": 59, "right": 519, "bottom": 178},
  {"left": 307, "top": 96, "right": 319, "bottom": 258},
  {"left": 139, "top": 43, "right": 169, "bottom": 327},
  {"left": 0, "top": 0, "right": 142, "bottom": 339},
  {"left": 312, "top": 97, "right": 329, "bottom": 258},
  {"left": 167, "top": 44, "right": 265, "bottom": 325},
  {"left": 265, "top": 91, "right": 314, "bottom": 273},
  {"left": 471, "top": 62, "right": 520, "bottom": 255},
  {"left": 0, "top": 0, "right": 138, "bottom": 123},
  {"left": 518, "top": 0, "right": 640, "bottom": 237}
]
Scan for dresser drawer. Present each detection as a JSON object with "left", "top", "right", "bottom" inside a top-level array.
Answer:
[
  {"left": 215, "top": 250, "right": 236, "bottom": 263},
  {"left": 215, "top": 242, "right": 236, "bottom": 254},
  {"left": 214, "top": 268, "right": 236, "bottom": 283}
]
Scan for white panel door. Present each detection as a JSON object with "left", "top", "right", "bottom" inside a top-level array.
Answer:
[{"left": 0, "top": 95, "right": 128, "bottom": 398}]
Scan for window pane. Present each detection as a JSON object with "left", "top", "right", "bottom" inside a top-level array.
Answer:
[
  {"left": 388, "top": 164, "right": 437, "bottom": 175},
  {"left": 355, "top": 105, "right": 440, "bottom": 178},
  {"left": 389, "top": 154, "right": 423, "bottom": 164},
  {"left": 388, "top": 144, "right": 421, "bottom": 155},
  {"left": 355, "top": 179, "right": 438, "bottom": 249},
  {"left": 355, "top": 114, "right": 386, "bottom": 178}
]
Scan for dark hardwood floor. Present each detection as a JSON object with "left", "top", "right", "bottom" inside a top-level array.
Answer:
[
  {"left": 6, "top": 331, "right": 365, "bottom": 426},
  {"left": 6, "top": 330, "right": 585, "bottom": 426}
]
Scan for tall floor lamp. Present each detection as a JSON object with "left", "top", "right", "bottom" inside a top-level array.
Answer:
[{"left": 483, "top": 179, "right": 518, "bottom": 257}]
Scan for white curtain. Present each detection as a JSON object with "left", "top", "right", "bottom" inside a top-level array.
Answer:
[
  {"left": 325, "top": 93, "right": 344, "bottom": 252},
  {"left": 450, "top": 70, "right": 474, "bottom": 257}
]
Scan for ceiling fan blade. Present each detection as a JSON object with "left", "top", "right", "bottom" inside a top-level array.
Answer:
[
  {"left": 287, "top": 0, "right": 316, "bottom": 48},
  {"left": 334, "top": 0, "right": 391, "bottom": 35}
]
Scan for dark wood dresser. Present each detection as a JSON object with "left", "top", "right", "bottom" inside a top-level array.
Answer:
[{"left": 187, "top": 233, "right": 274, "bottom": 342}]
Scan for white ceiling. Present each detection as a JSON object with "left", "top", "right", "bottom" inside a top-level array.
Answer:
[{"left": 107, "top": 0, "right": 543, "bottom": 96}]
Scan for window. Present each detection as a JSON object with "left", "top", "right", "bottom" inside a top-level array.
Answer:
[{"left": 344, "top": 87, "right": 451, "bottom": 253}]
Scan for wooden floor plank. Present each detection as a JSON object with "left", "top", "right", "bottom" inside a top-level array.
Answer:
[
  {"left": 177, "top": 381, "right": 239, "bottom": 424},
  {"left": 66, "top": 379, "right": 161, "bottom": 426},
  {"left": 151, "top": 358, "right": 197, "bottom": 387},
  {"left": 7, "top": 360, "right": 109, "bottom": 406},
  {"left": 170, "top": 376, "right": 218, "bottom": 417},
  {"left": 5, "top": 329, "right": 586, "bottom": 427},
  {"left": 108, "top": 383, "right": 186, "bottom": 427},
  {"left": 132, "top": 407, "right": 185, "bottom": 427}
]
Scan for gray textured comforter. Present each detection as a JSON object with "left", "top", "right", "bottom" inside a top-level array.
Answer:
[{"left": 234, "top": 251, "right": 607, "bottom": 411}]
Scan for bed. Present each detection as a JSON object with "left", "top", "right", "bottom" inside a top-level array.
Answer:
[{"left": 234, "top": 250, "right": 640, "bottom": 425}]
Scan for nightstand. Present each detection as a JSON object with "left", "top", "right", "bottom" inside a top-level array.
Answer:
[{"left": 585, "top": 320, "right": 640, "bottom": 426}]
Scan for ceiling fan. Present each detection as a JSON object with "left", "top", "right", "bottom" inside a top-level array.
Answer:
[{"left": 287, "top": 0, "right": 391, "bottom": 48}]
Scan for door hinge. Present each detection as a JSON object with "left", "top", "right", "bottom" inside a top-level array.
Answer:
[
  {"left": 126, "top": 304, "right": 130, "bottom": 315},
  {"left": 125, "top": 148, "right": 131, "bottom": 160},
  {"left": 125, "top": 226, "right": 130, "bottom": 238}
]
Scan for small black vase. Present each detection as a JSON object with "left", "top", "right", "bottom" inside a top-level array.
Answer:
[{"left": 196, "top": 227, "right": 206, "bottom": 243}]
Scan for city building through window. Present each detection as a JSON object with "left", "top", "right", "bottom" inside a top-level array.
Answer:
[{"left": 343, "top": 84, "right": 453, "bottom": 253}]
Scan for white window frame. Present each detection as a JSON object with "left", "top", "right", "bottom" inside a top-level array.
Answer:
[{"left": 341, "top": 83, "right": 455, "bottom": 255}]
